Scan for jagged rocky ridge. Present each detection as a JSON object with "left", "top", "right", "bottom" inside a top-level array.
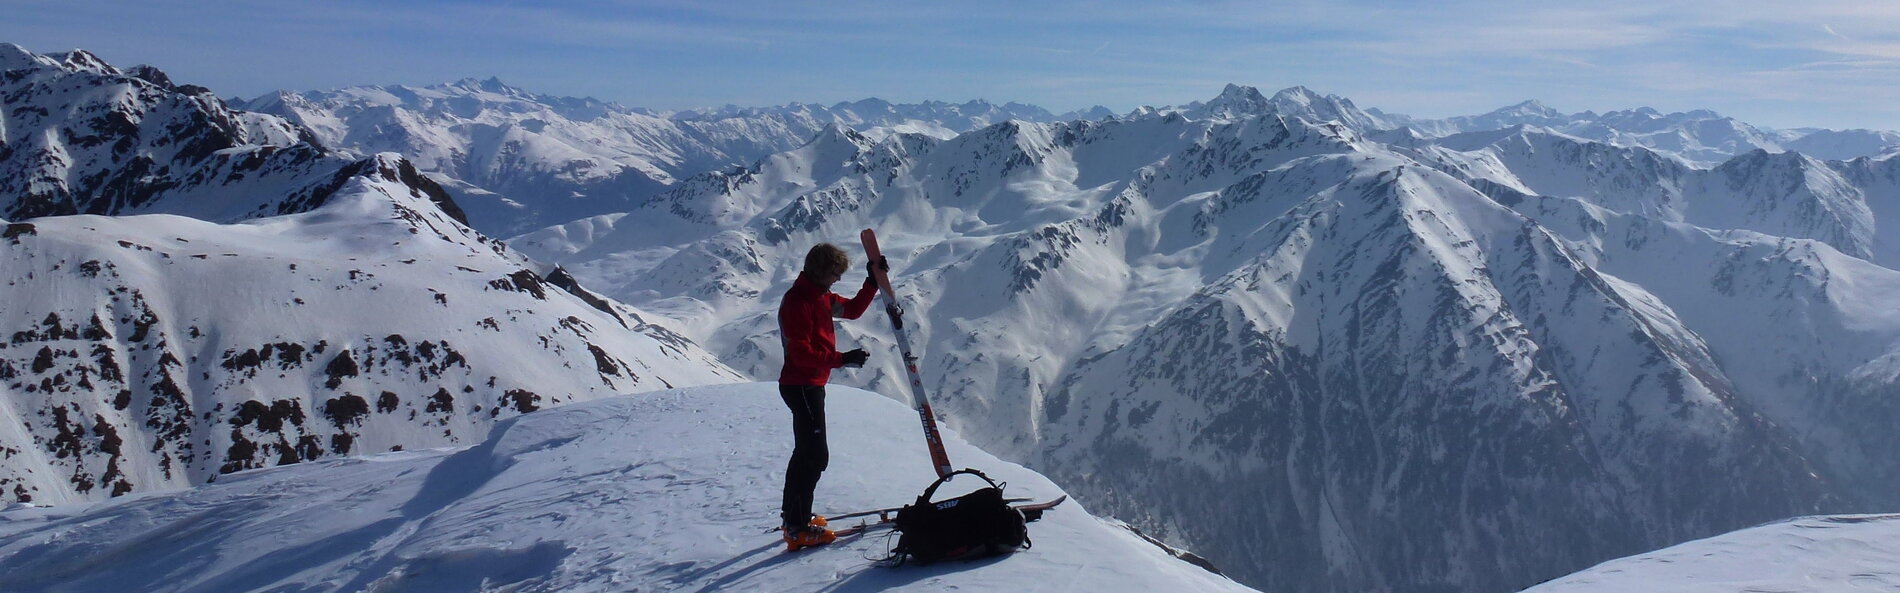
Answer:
[
  {"left": 0, "top": 43, "right": 437, "bottom": 223},
  {"left": 516, "top": 85, "right": 1900, "bottom": 593},
  {"left": 0, "top": 45, "right": 741, "bottom": 506}
]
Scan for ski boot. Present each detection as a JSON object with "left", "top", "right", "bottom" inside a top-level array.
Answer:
[{"left": 783, "top": 517, "right": 837, "bottom": 551}]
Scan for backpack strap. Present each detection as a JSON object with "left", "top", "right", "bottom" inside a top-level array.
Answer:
[{"left": 918, "top": 468, "right": 1002, "bottom": 503}]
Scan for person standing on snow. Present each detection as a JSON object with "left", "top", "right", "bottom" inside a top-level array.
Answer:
[{"left": 778, "top": 242, "right": 885, "bottom": 549}]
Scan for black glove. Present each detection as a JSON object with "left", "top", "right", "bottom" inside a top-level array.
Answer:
[
  {"left": 866, "top": 255, "right": 889, "bottom": 275},
  {"left": 841, "top": 348, "right": 870, "bottom": 368}
]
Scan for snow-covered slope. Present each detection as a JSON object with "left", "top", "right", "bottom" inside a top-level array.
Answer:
[
  {"left": 0, "top": 45, "right": 742, "bottom": 507},
  {"left": 515, "top": 86, "right": 1900, "bottom": 593},
  {"left": 1522, "top": 514, "right": 1900, "bottom": 593},
  {"left": 241, "top": 82, "right": 1103, "bottom": 237},
  {"left": 0, "top": 384, "right": 1254, "bottom": 593},
  {"left": 1394, "top": 127, "right": 1886, "bottom": 265},
  {"left": 1390, "top": 101, "right": 1900, "bottom": 166},
  {"left": 0, "top": 160, "right": 740, "bottom": 506},
  {"left": 1781, "top": 128, "right": 1900, "bottom": 162}
]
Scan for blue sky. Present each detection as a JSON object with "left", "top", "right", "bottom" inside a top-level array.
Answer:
[{"left": 6, "top": 0, "right": 1900, "bottom": 130}]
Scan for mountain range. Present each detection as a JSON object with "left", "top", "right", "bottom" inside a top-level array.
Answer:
[
  {"left": 236, "top": 80, "right": 1900, "bottom": 242},
  {"left": 237, "top": 80, "right": 1114, "bottom": 237},
  {"left": 0, "top": 44, "right": 739, "bottom": 507},
  {"left": 509, "top": 87, "right": 1900, "bottom": 592},
  {"left": 6, "top": 41, "right": 1900, "bottom": 593}
]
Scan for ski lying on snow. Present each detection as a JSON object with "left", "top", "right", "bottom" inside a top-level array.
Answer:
[
  {"left": 768, "top": 496, "right": 1068, "bottom": 534},
  {"left": 1013, "top": 495, "right": 1068, "bottom": 513},
  {"left": 765, "top": 497, "right": 1037, "bottom": 533}
]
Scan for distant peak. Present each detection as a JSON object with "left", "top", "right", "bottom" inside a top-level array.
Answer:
[
  {"left": 1194, "top": 84, "right": 1272, "bottom": 119},
  {"left": 1501, "top": 99, "right": 1554, "bottom": 112},
  {"left": 1271, "top": 85, "right": 1319, "bottom": 102},
  {"left": 837, "top": 97, "right": 893, "bottom": 111},
  {"left": 1220, "top": 83, "right": 1266, "bottom": 99},
  {"left": 445, "top": 76, "right": 522, "bottom": 95},
  {"left": 0, "top": 42, "right": 42, "bottom": 72},
  {"left": 812, "top": 122, "right": 870, "bottom": 145},
  {"left": 52, "top": 48, "right": 119, "bottom": 75},
  {"left": 125, "top": 64, "right": 176, "bottom": 91}
]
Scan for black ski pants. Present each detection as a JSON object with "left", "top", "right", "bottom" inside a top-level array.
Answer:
[{"left": 780, "top": 384, "right": 828, "bottom": 529}]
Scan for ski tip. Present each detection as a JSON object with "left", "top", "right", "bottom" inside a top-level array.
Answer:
[
  {"left": 1017, "top": 495, "right": 1069, "bottom": 523},
  {"left": 1015, "top": 494, "right": 1069, "bottom": 511}
]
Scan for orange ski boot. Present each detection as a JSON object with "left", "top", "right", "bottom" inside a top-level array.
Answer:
[{"left": 783, "top": 524, "right": 837, "bottom": 551}]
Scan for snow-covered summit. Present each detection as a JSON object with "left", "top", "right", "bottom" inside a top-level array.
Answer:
[
  {"left": 0, "top": 384, "right": 1254, "bottom": 593},
  {"left": 1165, "top": 84, "right": 1400, "bottom": 131},
  {"left": 0, "top": 43, "right": 371, "bottom": 222}
]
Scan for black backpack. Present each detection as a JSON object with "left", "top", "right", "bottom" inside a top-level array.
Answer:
[{"left": 890, "top": 468, "right": 1030, "bottom": 564}]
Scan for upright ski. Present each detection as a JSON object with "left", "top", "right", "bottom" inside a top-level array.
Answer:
[{"left": 861, "top": 228, "right": 955, "bottom": 478}]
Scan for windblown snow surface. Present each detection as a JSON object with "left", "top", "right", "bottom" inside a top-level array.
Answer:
[
  {"left": 1524, "top": 514, "right": 1900, "bottom": 593},
  {"left": 0, "top": 383, "right": 1254, "bottom": 593}
]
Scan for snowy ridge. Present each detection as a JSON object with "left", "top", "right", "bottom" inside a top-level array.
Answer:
[
  {"left": 1523, "top": 514, "right": 1900, "bottom": 592},
  {"left": 0, "top": 166, "right": 740, "bottom": 506},
  {"left": 1386, "top": 101, "right": 1900, "bottom": 167},
  {"left": 520, "top": 84, "right": 1900, "bottom": 593},
  {"left": 0, "top": 384, "right": 1257, "bottom": 593},
  {"left": 1393, "top": 127, "right": 1884, "bottom": 265},
  {"left": 0, "top": 45, "right": 742, "bottom": 506},
  {"left": 1148, "top": 84, "right": 1900, "bottom": 166},
  {"left": 0, "top": 43, "right": 373, "bottom": 223},
  {"left": 242, "top": 73, "right": 1900, "bottom": 241}
]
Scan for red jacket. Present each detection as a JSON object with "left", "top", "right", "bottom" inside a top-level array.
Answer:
[{"left": 779, "top": 272, "right": 878, "bottom": 385}]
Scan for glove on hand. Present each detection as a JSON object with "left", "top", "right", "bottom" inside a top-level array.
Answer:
[
  {"left": 866, "top": 255, "right": 889, "bottom": 275},
  {"left": 841, "top": 348, "right": 870, "bottom": 368}
]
